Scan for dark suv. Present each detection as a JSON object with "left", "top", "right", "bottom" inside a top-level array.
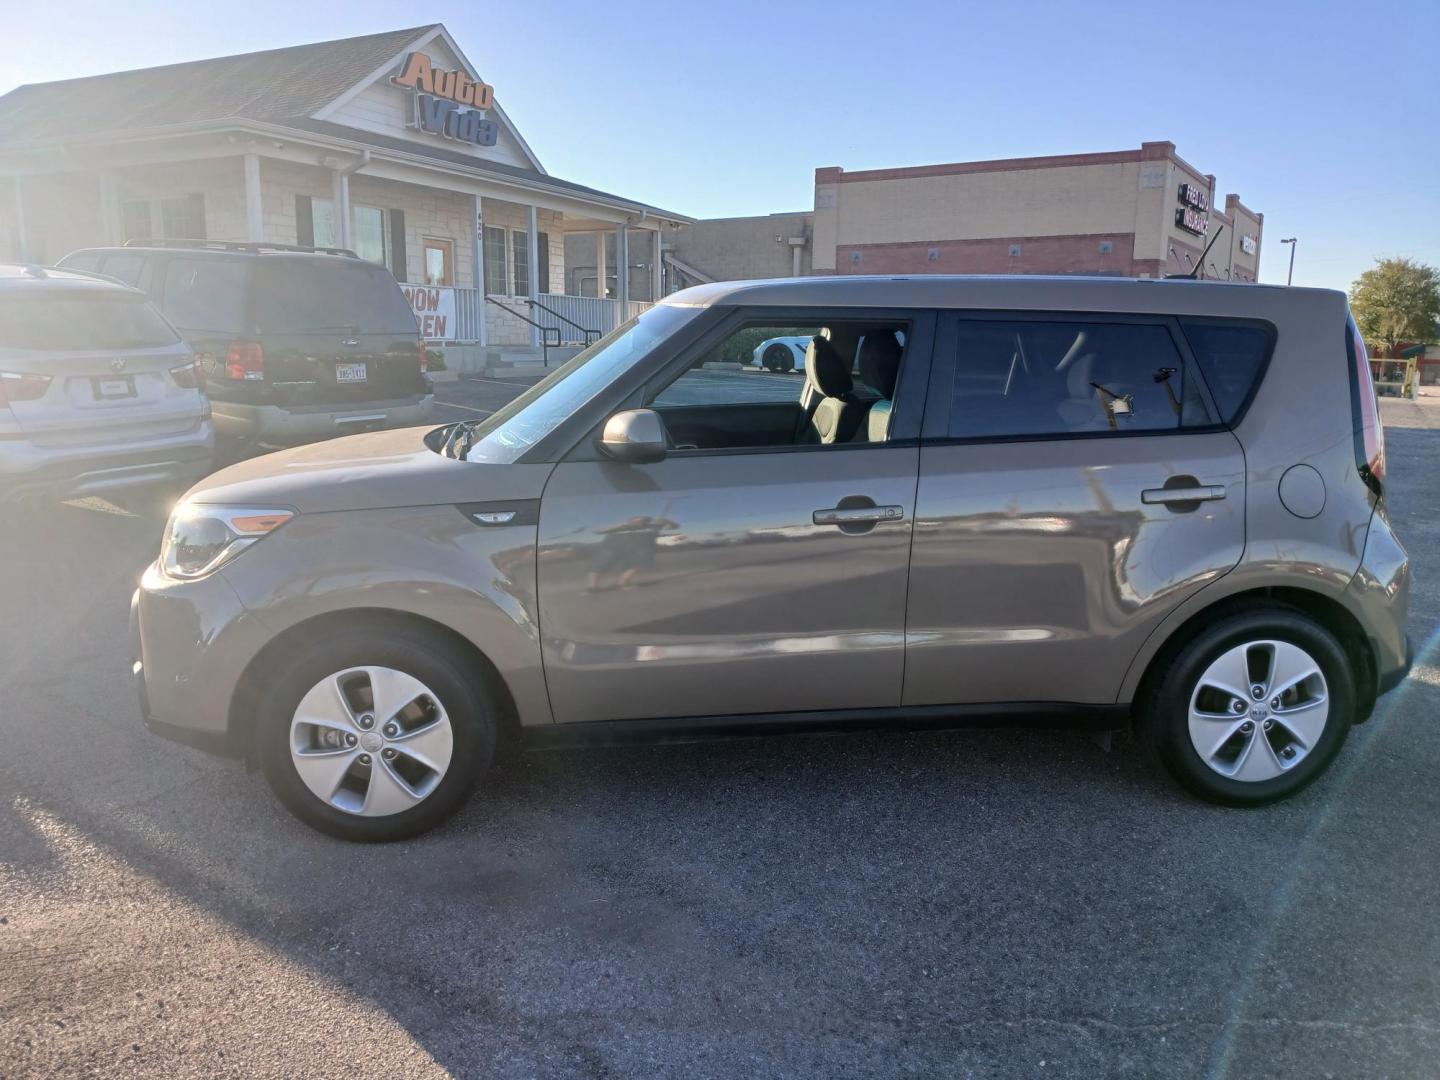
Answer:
[{"left": 59, "top": 242, "right": 432, "bottom": 445}]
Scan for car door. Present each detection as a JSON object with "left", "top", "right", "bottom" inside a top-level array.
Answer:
[
  {"left": 903, "top": 312, "right": 1246, "bottom": 708},
  {"left": 536, "top": 310, "right": 935, "bottom": 726}
]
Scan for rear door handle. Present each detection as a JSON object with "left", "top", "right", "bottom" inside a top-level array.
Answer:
[
  {"left": 813, "top": 505, "right": 905, "bottom": 526},
  {"left": 1141, "top": 485, "right": 1226, "bottom": 505}
]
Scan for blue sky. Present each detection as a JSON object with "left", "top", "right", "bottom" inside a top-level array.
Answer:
[{"left": 4, "top": 0, "right": 1436, "bottom": 290}]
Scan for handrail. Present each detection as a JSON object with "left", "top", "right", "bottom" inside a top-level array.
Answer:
[
  {"left": 524, "top": 297, "right": 601, "bottom": 344},
  {"left": 484, "top": 295, "right": 561, "bottom": 366}
]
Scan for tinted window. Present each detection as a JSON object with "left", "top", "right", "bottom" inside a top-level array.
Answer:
[
  {"left": 254, "top": 260, "right": 418, "bottom": 334},
  {"left": 100, "top": 254, "right": 147, "bottom": 288},
  {"left": 0, "top": 293, "right": 179, "bottom": 351},
  {"left": 59, "top": 252, "right": 101, "bottom": 272},
  {"left": 162, "top": 257, "right": 250, "bottom": 334},
  {"left": 1179, "top": 320, "right": 1272, "bottom": 423},
  {"left": 948, "top": 320, "right": 1206, "bottom": 439}
]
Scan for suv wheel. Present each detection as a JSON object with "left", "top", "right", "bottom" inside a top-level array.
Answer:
[
  {"left": 255, "top": 628, "right": 496, "bottom": 840},
  {"left": 1139, "top": 606, "right": 1354, "bottom": 806}
]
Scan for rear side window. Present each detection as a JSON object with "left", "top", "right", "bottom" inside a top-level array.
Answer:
[
  {"left": 59, "top": 252, "right": 101, "bottom": 273},
  {"left": 254, "top": 260, "right": 419, "bottom": 335},
  {"left": 1177, "top": 319, "right": 1273, "bottom": 424},
  {"left": 161, "top": 257, "right": 251, "bottom": 334},
  {"left": 100, "top": 253, "right": 148, "bottom": 289},
  {"left": 0, "top": 293, "right": 179, "bottom": 351},
  {"left": 946, "top": 319, "right": 1208, "bottom": 439}
]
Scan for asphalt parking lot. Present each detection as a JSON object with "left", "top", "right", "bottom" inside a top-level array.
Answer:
[{"left": 3, "top": 384, "right": 1440, "bottom": 1078}]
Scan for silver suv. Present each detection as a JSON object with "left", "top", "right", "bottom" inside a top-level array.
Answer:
[
  {"left": 132, "top": 276, "right": 1411, "bottom": 841},
  {"left": 0, "top": 264, "right": 213, "bottom": 502}
]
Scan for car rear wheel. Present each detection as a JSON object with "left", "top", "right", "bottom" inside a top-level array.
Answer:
[
  {"left": 762, "top": 343, "right": 793, "bottom": 373},
  {"left": 255, "top": 627, "right": 496, "bottom": 840},
  {"left": 1138, "top": 606, "right": 1354, "bottom": 806}
]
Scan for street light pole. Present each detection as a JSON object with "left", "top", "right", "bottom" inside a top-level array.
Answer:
[{"left": 1280, "top": 237, "right": 1297, "bottom": 286}]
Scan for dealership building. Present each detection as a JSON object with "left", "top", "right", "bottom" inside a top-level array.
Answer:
[
  {"left": 668, "top": 142, "right": 1264, "bottom": 287},
  {"left": 0, "top": 24, "right": 689, "bottom": 360}
]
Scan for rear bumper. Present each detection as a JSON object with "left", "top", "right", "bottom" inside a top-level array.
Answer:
[
  {"left": 213, "top": 394, "right": 434, "bottom": 444},
  {"left": 0, "top": 424, "right": 214, "bottom": 502},
  {"left": 1346, "top": 503, "right": 1412, "bottom": 702}
]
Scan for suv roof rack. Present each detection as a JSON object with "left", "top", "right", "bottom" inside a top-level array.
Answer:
[{"left": 121, "top": 238, "right": 360, "bottom": 258}]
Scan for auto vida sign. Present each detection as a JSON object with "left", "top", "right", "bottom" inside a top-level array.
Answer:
[{"left": 391, "top": 52, "right": 499, "bottom": 148}]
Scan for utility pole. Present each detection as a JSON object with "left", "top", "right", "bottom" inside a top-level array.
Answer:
[{"left": 1280, "top": 237, "right": 1297, "bottom": 285}]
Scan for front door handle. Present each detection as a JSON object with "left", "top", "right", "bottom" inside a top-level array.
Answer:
[
  {"left": 1141, "top": 485, "right": 1226, "bottom": 505},
  {"left": 813, "top": 505, "right": 905, "bottom": 526}
]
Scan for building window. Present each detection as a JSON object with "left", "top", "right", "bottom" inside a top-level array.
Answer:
[
  {"left": 121, "top": 201, "right": 152, "bottom": 242},
  {"left": 307, "top": 197, "right": 386, "bottom": 266},
  {"left": 483, "top": 226, "right": 506, "bottom": 295},
  {"left": 352, "top": 207, "right": 386, "bottom": 266},
  {"left": 511, "top": 229, "right": 530, "bottom": 296},
  {"left": 422, "top": 238, "right": 454, "bottom": 286}
]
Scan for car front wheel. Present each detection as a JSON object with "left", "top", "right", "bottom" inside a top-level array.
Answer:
[
  {"left": 255, "top": 627, "right": 497, "bottom": 840},
  {"left": 1139, "top": 605, "right": 1355, "bottom": 806}
]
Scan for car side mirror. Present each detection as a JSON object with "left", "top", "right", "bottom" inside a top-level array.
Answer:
[{"left": 599, "top": 408, "right": 669, "bottom": 464}]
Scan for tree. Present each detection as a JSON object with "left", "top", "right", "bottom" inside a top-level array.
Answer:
[{"left": 1349, "top": 257, "right": 1440, "bottom": 357}]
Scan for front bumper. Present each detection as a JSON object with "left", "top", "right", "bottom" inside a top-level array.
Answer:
[
  {"left": 213, "top": 394, "right": 435, "bottom": 444},
  {"left": 130, "top": 563, "right": 270, "bottom": 758}
]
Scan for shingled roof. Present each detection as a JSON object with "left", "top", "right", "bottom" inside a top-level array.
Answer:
[{"left": 0, "top": 25, "right": 437, "bottom": 146}]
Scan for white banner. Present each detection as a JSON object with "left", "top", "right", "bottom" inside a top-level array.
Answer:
[{"left": 401, "top": 285, "right": 457, "bottom": 341}]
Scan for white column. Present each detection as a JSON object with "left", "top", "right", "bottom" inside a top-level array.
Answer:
[
  {"left": 97, "top": 170, "right": 122, "bottom": 245},
  {"left": 11, "top": 177, "right": 30, "bottom": 263},
  {"left": 472, "top": 194, "right": 486, "bottom": 347},
  {"left": 617, "top": 224, "right": 629, "bottom": 309},
  {"left": 595, "top": 230, "right": 607, "bottom": 298},
  {"left": 652, "top": 229, "right": 663, "bottom": 300},
  {"left": 243, "top": 153, "right": 263, "bottom": 242},
  {"left": 527, "top": 205, "right": 541, "bottom": 348},
  {"left": 330, "top": 168, "right": 352, "bottom": 251}
]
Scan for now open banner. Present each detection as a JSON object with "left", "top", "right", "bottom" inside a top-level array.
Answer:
[{"left": 402, "top": 285, "right": 456, "bottom": 341}]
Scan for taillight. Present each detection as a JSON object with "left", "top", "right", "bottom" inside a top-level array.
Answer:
[
  {"left": 170, "top": 360, "right": 203, "bottom": 389},
  {"left": 417, "top": 341, "right": 428, "bottom": 373},
  {"left": 1347, "top": 319, "right": 1385, "bottom": 496},
  {"left": 0, "top": 371, "right": 52, "bottom": 406},
  {"left": 224, "top": 342, "right": 265, "bottom": 381}
]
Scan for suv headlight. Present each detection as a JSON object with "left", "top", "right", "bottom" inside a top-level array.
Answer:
[{"left": 160, "top": 503, "right": 295, "bottom": 580}]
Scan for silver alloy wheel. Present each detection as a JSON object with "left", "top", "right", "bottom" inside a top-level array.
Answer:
[
  {"left": 288, "top": 666, "right": 454, "bottom": 816},
  {"left": 1187, "top": 639, "right": 1329, "bottom": 782}
]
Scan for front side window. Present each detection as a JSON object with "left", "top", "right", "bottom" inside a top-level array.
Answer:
[
  {"left": 0, "top": 293, "right": 179, "bottom": 351},
  {"left": 946, "top": 320, "right": 1207, "bottom": 439},
  {"left": 463, "top": 304, "right": 699, "bottom": 464}
]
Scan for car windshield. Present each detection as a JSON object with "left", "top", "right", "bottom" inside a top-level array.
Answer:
[
  {"left": 0, "top": 292, "right": 180, "bottom": 351},
  {"left": 462, "top": 303, "right": 698, "bottom": 464}
]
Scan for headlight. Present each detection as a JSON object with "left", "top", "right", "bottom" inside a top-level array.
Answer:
[{"left": 160, "top": 503, "right": 295, "bottom": 580}]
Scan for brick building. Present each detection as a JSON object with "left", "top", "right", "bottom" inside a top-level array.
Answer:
[{"left": 668, "top": 142, "right": 1263, "bottom": 287}]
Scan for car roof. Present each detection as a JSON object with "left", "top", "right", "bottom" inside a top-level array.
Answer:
[
  {"left": 660, "top": 274, "right": 1347, "bottom": 318},
  {"left": 65, "top": 244, "right": 362, "bottom": 262},
  {"left": 0, "top": 263, "right": 145, "bottom": 295}
]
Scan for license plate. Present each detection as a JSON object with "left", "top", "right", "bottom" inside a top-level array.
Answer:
[
  {"left": 92, "top": 376, "right": 135, "bottom": 399},
  {"left": 335, "top": 362, "right": 368, "bottom": 384}
]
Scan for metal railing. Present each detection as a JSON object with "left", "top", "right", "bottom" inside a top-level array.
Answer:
[
  {"left": 525, "top": 297, "right": 601, "bottom": 344},
  {"left": 484, "top": 295, "right": 560, "bottom": 366}
]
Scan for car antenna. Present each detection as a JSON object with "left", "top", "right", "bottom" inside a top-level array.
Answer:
[{"left": 1171, "top": 223, "right": 1225, "bottom": 280}]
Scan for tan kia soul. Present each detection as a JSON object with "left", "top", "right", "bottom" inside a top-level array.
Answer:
[{"left": 132, "top": 275, "right": 1411, "bottom": 841}]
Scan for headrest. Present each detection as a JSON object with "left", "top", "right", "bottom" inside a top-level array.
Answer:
[
  {"left": 805, "top": 335, "right": 852, "bottom": 399},
  {"left": 858, "top": 331, "right": 902, "bottom": 400}
]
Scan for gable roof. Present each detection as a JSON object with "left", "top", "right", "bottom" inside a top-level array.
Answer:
[{"left": 0, "top": 25, "right": 438, "bottom": 145}]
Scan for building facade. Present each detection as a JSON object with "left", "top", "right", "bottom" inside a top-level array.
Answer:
[
  {"left": 669, "top": 142, "right": 1263, "bottom": 285},
  {"left": 0, "top": 25, "right": 689, "bottom": 354}
]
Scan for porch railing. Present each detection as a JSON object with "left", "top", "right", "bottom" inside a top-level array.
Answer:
[{"left": 406, "top": 284, "right": 653, "bottom": 346}]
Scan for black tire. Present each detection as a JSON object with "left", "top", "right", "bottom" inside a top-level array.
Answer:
[
  {"left": 1137, "top": 604, "right": 1354, "bottom": 806},
  {"left": 762, "top": 343, "right": 792, "bottom": 373},
  {"left": 255, "top": 626, "right": 497, "bottom": 841}
]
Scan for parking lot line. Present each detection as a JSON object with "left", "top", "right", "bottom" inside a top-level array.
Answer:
[{"left": 433, "top": 401, "right": 493, "bottom": 415}]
